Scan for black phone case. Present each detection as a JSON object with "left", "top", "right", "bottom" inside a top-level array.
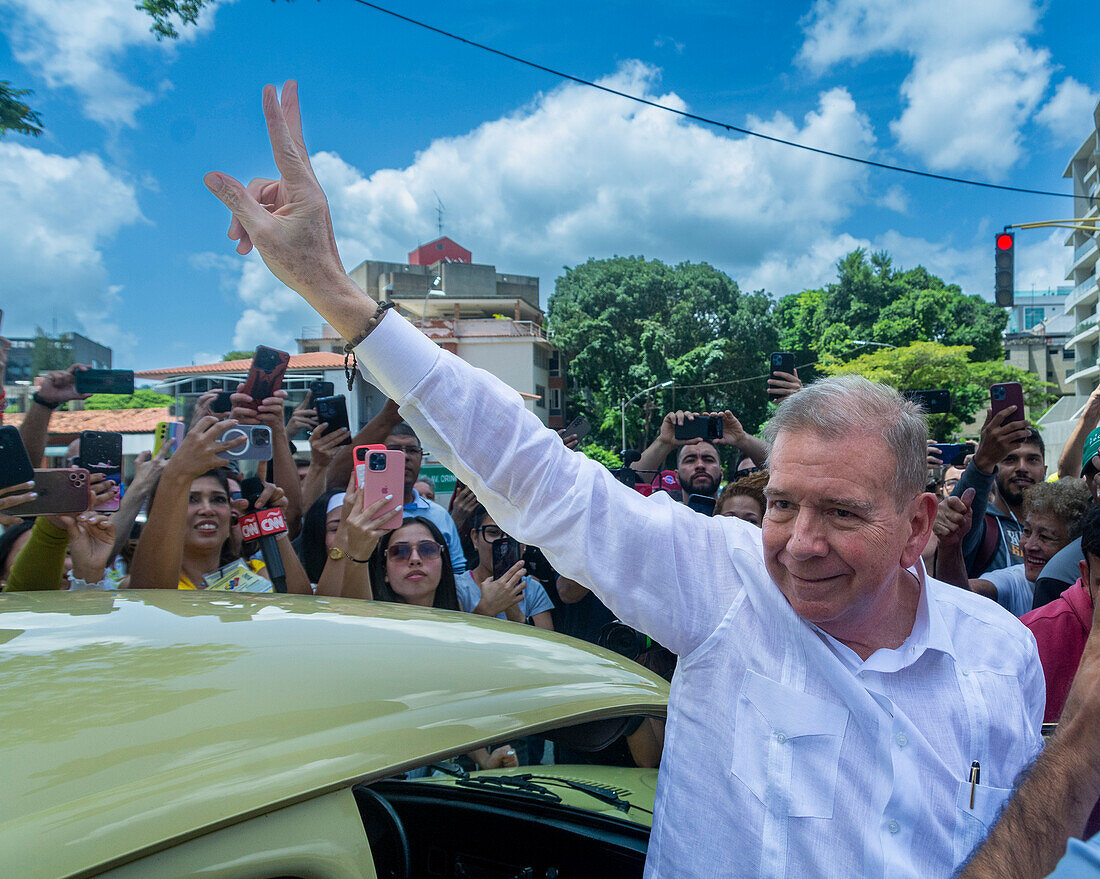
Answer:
[
  {"left": 211, "top": 391, "right": 233, "bottom": 413},
  {"left": 674, "top": 417, "right": 723, "bottom": 442},
  {"left": 905, "top": 389, "right": 952, "bottom": 414},
  {"left": 768, "top": 352, "right": 795, "bottom": 393},
  {"left": 492, "top": 537, "right": 522, "bottom": 580},
  {"left": 316, "top": 395, "right": 351, "bottom": 442},
  {"left": 75, "top": 369, "right": 135, "bottom": 395},
  {"left": 310, "top": 380, "right": 335, "bottom": 400},
  {"left": 0, "top": 426, "right": 35, "bottom": 489}
]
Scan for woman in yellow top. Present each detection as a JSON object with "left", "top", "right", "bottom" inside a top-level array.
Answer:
[{"left": 128, "top": 415, "right": 311, "bottom": 593}]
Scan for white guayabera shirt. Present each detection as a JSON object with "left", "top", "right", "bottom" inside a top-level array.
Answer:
[{"left": 357, "top": 313, "right": 1045, "bottom": 879}]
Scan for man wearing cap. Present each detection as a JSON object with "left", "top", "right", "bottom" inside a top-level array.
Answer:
[
  {"left": 1029, "top": 399, "right": 1100, "bottom": 610},
  {"left": 951, "top": 407, "right": 1046, "bottom": 577}
]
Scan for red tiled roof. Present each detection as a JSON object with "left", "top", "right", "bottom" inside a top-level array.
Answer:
[
  {"left": 135, "top": 352, "right": 345, "bottom": 379},
  {"left": 3, "top": 407, "right": 178, "bottom": 434}
]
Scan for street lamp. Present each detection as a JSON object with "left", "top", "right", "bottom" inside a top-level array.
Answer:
[
  {"left": 420, "top": 275, "right": 445, "bottom": 329},
  {"left": 620, "top": 380, "right": 675, "bottom": 454}
]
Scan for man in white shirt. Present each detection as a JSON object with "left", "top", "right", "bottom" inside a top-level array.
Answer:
[{"left": 203, "top": 82, "right": 1045, "bottom": 878}]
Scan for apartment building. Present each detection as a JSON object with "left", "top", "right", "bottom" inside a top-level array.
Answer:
[
  {"left": 1037, "top": 97, "right": 1100, "bottom": 469},
  {"left": 337, "top": 237, "right": 567, "bottom": 429}
]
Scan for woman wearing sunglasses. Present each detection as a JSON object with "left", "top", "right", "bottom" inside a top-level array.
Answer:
[{"left": 368, "top": 516, "right": 519, "bottom": 770}]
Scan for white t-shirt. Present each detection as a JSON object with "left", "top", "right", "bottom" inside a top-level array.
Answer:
[
  {"left": 457, "top": 572, "right": 554, "bottom": 622},
  {"left": 980, "top": 563, "right": 1034, "bottom": 617}
]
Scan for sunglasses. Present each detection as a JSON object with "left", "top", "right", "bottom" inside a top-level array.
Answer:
[{"left": 387, "top": 540, "right": 443, "bottom": 561}]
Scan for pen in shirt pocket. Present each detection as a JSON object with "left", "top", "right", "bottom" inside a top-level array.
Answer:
[{"left": 969, "top": 760, "right": 981, "bottom": 809}]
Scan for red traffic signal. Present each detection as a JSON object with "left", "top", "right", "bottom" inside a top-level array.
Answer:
[{"left": 995, "top": 232, "right": 1014, "bottom": 307}]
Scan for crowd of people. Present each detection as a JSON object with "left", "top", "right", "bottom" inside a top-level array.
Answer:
[{"left": 6, "top": 81, "right": 1100, "bottom": 877}]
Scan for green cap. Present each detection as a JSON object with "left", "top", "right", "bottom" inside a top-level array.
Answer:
[{"left": 1082, "top": 427, "right": 1100, "bottom": 475}]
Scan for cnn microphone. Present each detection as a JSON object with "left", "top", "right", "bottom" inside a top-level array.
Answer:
[{"left": 239, "top": 476, "right": 288, "bottom": 594}]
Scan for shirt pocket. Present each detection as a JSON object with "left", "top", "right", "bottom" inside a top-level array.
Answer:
[
  {"left": 730, "top": 670, "right": 849, "bottom": 818},
  {"left": 954, "top": 779, "right": 1012, "bottom": 861}
]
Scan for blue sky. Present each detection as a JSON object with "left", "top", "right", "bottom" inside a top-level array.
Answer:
[{"left": 2, "top": 0, "right": 1098, "bottom": 370}]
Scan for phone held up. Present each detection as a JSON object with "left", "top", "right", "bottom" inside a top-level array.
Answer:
[
  {"left": 315, "top": 395, "right": 352, "bottom": 443},
  {"left": 74, "top": 369, "right": 135, "bottom": 396},
  {"left": 216, "top": 425, "right": 273, "bottom": 461},
  {"left": 674, "top": 415, "right": 723, "bottom": 442},
  {"left": 687, "top": 494, "right": 716, "bottom": 516},
  {"left": 239, "top": 345, "right": 290, "bottom": 406},
  {"left": 354, "top": 445, "right": 405, "bottom": 530},
  {"left": 492, "top": 535, "right": 522, "bottom": 580},
  {"left": 991, "top": 382, "right": 1026, "bottom": 424},
  {"left": 903, "top": 389, "right": 951, "bottom": 415},
  {"left": 309, "top": 379, "right": 335, "bottom": 401},
  {"left": 0, "top": 426, "right": 34, "bottom": 490},
  {"left": 768, "top": 352, "right": 795, "bottom": 397},
  {"left": 210, "top": 391, "right": 234, "bottom": 414},
  {"left": 562, "top": 415, "right": 592, "bottom": 445},
  {"left": 6, "top": 469, "right": 91, "bottom": 517},
  {"left": 77, "top": 430, "right": 123, "bottom": 512},
  {"left": 153, "top": 421, "right": 185, "bottom": 459}
]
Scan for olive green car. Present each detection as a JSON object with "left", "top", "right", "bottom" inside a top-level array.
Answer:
[{"left": 1, "top": 591, "right": 669, "bottom": 878}]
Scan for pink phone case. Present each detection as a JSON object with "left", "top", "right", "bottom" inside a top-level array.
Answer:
[{"left": 355, "top": 448, "right": 405, "bottom": 531}]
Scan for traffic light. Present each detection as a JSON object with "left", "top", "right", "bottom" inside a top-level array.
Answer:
[{"left": 995, "top": 232, "right": 1014, "bottom": 307}]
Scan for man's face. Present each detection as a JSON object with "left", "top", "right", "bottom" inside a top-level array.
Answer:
[
  {"left": 678, "top": 442, "right": 722, "bottom": 497},
  {"left": 943, "top": 466, "right": 965, "bottom": 496},
  {"left": 996, "top": 442, "right": 1046, "bottom": 507},
  {"left": 762, "top": 430, "right": 931, "bottom": 641},
  {"left": 386, "top": 434, "right": 424, "bottom": 490}
]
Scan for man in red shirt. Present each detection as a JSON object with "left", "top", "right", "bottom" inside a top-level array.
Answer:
[{"left": 1022, "top": 502, "right": 1100, "bottom": 722}]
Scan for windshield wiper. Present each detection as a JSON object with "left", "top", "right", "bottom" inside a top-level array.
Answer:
[
  {"left": 526, "top": 775, "right": 643, "bottom": 814},
  {"left": 456, "top": 774, "right": 562, "bottom": 804}
]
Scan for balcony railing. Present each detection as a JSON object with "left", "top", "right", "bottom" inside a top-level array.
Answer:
[
  {"left": 417, "top": 318, "right": 547, "bottom": 341},
  {"left": 1066, "top": 277, "right": 1099, "bottom": 311},
  {"left": 1074, "top": 236, "right": 1099, "bottom": 265}
]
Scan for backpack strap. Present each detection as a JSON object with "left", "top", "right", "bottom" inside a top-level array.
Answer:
[{"left": 971, "top": 513, "right": 1000, "bottom": 577}]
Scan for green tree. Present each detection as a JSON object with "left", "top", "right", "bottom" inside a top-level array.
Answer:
[
  {"left": 776, "top": 249, "right": 1007, "bottom": 364},
  {"left": 547, "top": 256, "right": 777, "bottom": 451},
  {"left": 84, "top": 389, "right": 175, "bottom": 410},
  {"left": 0, "top": 82, "right": 43, "bottom": 138},
  {"left": 221, "top": 350, "right": 254, "bottom": 362},
  {"left": 819, "top": 341, "right": 1056, "bottom": 438},
  {"left": 30, "top": 328, "right": 74, "bottom": 374}
]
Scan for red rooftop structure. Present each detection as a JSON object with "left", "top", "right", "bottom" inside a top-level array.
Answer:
[{"left": 408, "top": 237, "right": 471, "bottom": 266}]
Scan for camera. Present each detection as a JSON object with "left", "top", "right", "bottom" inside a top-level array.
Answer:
[
  {"left": 368, "top": 451, "right": 388, "bottom": 471},
  {"left": 217, "top": 425, "right": 274, "bottom": 461},
  {"left": 599, "top": 620, "right": 655, "bottom": 662}
]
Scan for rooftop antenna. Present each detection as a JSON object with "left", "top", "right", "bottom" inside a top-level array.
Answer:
[{"left": 433, "top": 191, "right": 445, "bottom": 239}]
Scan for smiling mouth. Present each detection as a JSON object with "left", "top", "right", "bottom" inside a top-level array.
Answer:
[
  {"left": 194, "top": 522, "right": 219, "bottom": 534},
  {"left": 1024, "top": 554, "right": 1048, "bottom": 568}
]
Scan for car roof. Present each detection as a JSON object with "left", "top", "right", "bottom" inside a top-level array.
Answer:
[{"left": 0, "top": 590, "right": 668, "bottom": 878}]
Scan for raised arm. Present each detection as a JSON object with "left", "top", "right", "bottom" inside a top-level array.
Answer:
[
  {"left": 19, "top": 365, "right": 90, "bottom": 465},
  {"left": 1059, "top": 387, "right": 1100, "bottom": 479},
  {"left": 204, "top": 81, "right": 751, "bottom": 654}
]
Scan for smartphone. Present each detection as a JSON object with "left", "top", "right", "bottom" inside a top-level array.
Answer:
[
  {"left": 210, "top": 391, "right": 233, "bottom": 414},
  {"left": 931, "top": 443, "right": 974, "bottom": 468},
  {"left": 562, "top": 415, "right": 591, "bottom": 444},
  {"left": 492, "top": 536, "right": 522, "bottom": 580},
  {"left": 74, "top": 369, "right": 135, "bottom": 396},
  {"left": 768, "top": 352, "right": 795, "bottom": 396},
  {"left": 354, "top": 447, "right": 404, "bottom": 531},
  {"left": 315, "top": 395, "right": 351, "bottom": 442},
  {"left": 991, "top": 382, "right": 1026, "bottom": 424},
  {"left": 904, "top": 389, "right": 952, "bottom": 415},
  {"left": 309, "top": 379, "right": 335, "bottom": 401},
  {"left": 674, "top": 415, "right": 723, "bottom": 442},
  {"left": 0, "top": 426, "right": 34, "bottom": 490},
  {"left": 239, "top": 345, "right": 290, "bottom": 405},
  {"left": 216, "top": 425, "right": 273, "bottom": 461},
  {"left": 78, "top": 431, "right": 122, "bottom": 512},
  {"left": 687, "top": 494, "right": 717, "bottom": 516},
  {"left": 153, "top": 421, "right": 184, "bottom": 459},
  {"left": 6, "top": 468, "right": 91, "bottom": 516}
]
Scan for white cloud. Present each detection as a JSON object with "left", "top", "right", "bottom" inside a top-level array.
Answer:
[
  {"left": 207, "top": 64, "right": 879, "bottom": 349},
  {"left": 1016, "top": 229, "right": 1071, "bottom": 293},
  {"left": 798, "top": 0, "right": 1054, "bottom": 176},
  {"left": 0, "top": 142, "right": 141, "bottom": 357},
  {"left": 0, "top": 0, "right": 225, "bottom": 126},
  {"left": 1036, "top": 78, "right": 1100, "bottom": 144}
]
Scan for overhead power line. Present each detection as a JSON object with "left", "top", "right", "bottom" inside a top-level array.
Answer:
[{"left": 347, "top": 0, "right": 1083, "bottom": 201}]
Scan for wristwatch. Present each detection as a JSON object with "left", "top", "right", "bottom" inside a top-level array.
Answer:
[{"left": 328, "top": 546, "right": 369, "bottom": 563}]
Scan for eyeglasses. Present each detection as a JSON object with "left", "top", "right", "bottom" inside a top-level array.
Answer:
[
  {"left": 736, "top": 466, "right": 762, "bottom": 476},
  {"left": 387, "top": 540, "right": 442, "bottom": 561},
  {"left": 387, "top": 444, "right": 423, "bottom": 456},
  {"left": 476, "top": 525, "right": 505, "bottom": 541}
]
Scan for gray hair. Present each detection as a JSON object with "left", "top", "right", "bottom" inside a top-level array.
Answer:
[{"left": 763, "top": 375, "right": 928, "bottom": 509}]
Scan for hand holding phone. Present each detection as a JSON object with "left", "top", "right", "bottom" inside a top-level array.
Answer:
[
  {"left": 990, "top": 382, "right": 1025, "bottom": 424},
  {"left": 0, "top": 426, "right": 35, "bottom": 490},
  {"left": 354, "top": 445, "right": 405, "bottom": 531},
  {"left": 674, "top": 414, "right": 723, "bottom": 442},
  {"left": 491, "top": 536, "right": 522, "bottom": 580},
  {"left": 6, "top": 469, "right": 91, "bottom": 517},
  {"left": 74, "top": 369, "right": 135, "bottom": 396},
  {"left": 768, "top": 352, "right": 795, "bottom": 397},
  {"left": 239, "top": 346, "right": 290, "bottom": 406},
  {"left": 315, "top": 395, "right": 351, "bottom": 444},
  {"left": 78, "top": 431, "right": 123, "bottom": 512}
]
